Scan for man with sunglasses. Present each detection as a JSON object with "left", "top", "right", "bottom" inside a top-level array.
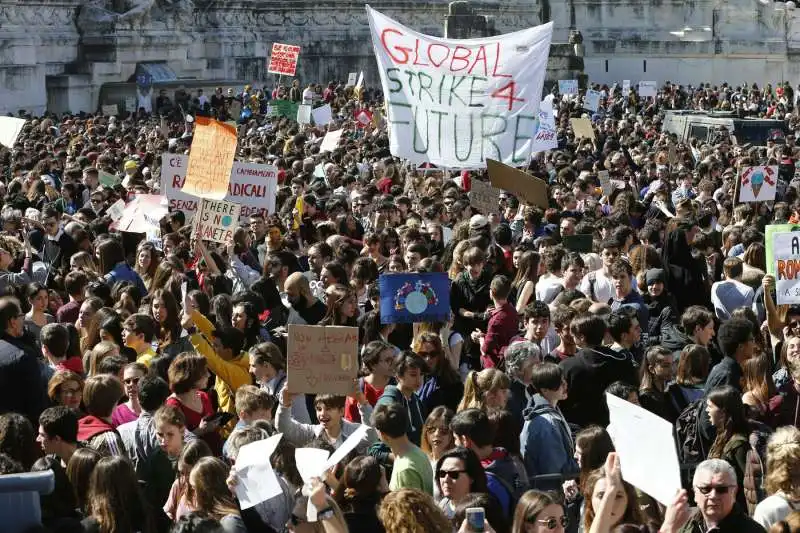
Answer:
[{"left": 661, "top": 459, "right": 764, "bottom": 532}]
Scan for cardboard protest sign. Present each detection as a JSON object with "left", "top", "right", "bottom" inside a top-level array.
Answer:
[
  {"left": 379, "top": 273, "right": 451, "bottom": 324},
  {"left": 469, "top": 179, "right": 501, "bottom": 214},
  {"left": 0, "top": 117, "right": 25, "bottom": 149},
  {"left": 366, "top": 5, "right": 553, "bottom": 168},
  {"left": 101, "top": 104, "right": 119, "bottom": 116},
  {"left": 570, "top": 117, "right": 595, "bottom": 140},
  {"left": 598, "top": 170, "right": 612, "bottom": 197},
  {"left": 267, "top": 43, "right": 301, "bottom": 76},
  {"left": 161, "top": 153, "right": 278, "bottom": 222},
  {"left": 583, "top": 90, "right": 601, "bottom": 112},
  {"left": 319, "top": 129, "right": 344, "bottom": 153},
  {"left": 487, "top": 159, "right": 548, "bottom": 209},
  {"left": 622, "top": 80, "right": 631, "bottom": 94},
  {"left": 532, "top": 99, "right": 557, "bottom": 152},
  {"left": 297, "top": 104, "right": 312, "bottom": 125},
  {"left": 558, "top": 79, "right": 578, "bottom": 95},
  {"left": 287, "top": 325, "right": 358, "bottom": 395},
  {"left": 116, "top": 194, "right": 168, "bottom": 234},
  {"left": 771, "top": 231, "right": 800, "bottom": 304},
  {"left": 347, "top": 72, "right": 357, "bottom": 86},
  {"left": 739, "top": 166, "right": 778, "bottom": 203},
  {"left": 311, "top": 104, "right": 333, "bottom": 126},
  {"left": 192, "top": 199, "right": 242, "bottom": 244},
  {"left": 638, "top": 81, "right": 657, "bottom": 98},
  {"left": 182, "top": 117, "right": 238, "bottom": 201}
]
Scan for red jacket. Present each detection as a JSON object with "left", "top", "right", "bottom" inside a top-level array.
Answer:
[{"left": 481, "top": 302, "right": 519, "bottom": 369}]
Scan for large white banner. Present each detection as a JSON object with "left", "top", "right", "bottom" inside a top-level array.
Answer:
[
  {"left": 366, "top": 5, "right": 553, "bottom": 168},
  {"left": 161, "top": 154, "right": 277, "bottom": 222}
]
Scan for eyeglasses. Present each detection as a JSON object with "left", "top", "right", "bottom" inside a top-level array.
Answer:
[
  {"left": 696, "top": 485, "right": 733, "bottom": 495},
  {"left": 437, "top": 469, "right": 466, "bottom": 480},
  {"left": 531, "top": 516, "right": 569, "bottom": 530}
]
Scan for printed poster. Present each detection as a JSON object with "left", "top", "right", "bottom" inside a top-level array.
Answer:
[
  {"left": 366, "top": 5, "right": 553, "bottom": 168},
  {"left": 347, "top": 72, "right": 358, "bottom": 86},
  {"left": 182, "top": 117, "right": 238, "bottom": 201},
  {"left": 379, "top": 273, "right": 451, "bottom": 324},
  {"left": 192, "top": 198, "right": 242, "bottom": 244},
  {"left": 267, "top": 43, "right": 301, "bottom": 76},
  {"left": 739, "top": 166, "right": 778, "bottom": 203},
  {"left": 287, "top": 325, "right": 359, "bottom": 395},
  {"left": 584, "top": 90, "right": 601, "bottom": 112},
  {"left": 638, "top": 81, "right": 657, "bottom": 97},
  {"left": 558, "top": 79, "right": 578, "bottom": 95},
  {"left": 770, "top": 230, "right": 800, "bottom": 305},
  {"left": 532, "top": 98, "right": 557, "bottom": 152},
  {"left": 161, "top": 153, "right": 277, "bottom": 222}
]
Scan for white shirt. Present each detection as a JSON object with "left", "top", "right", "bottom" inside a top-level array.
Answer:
[
  {"left": 753, "top": 493, "right": 799, "bottom": 531},
  {"left": 535, "top": 274, "right": 564, "bottom": 304},
  {"left": 579, "top": 270, "right": 615, "bottom": 304},
  {"left": 302, "top": 88, "right": 314, "bottom": 105}
]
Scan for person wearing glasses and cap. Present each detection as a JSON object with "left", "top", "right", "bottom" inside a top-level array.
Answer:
[{"left": 659, "top": 459, "right": 765, "bottom": 533}]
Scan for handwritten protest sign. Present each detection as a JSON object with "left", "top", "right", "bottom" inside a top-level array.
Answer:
[
  {"left": 311, "top": 104, "right": 333, "bottom": 126},
  {"left": 116, "top": 194, "right": 168, "bottom": 234},
  {"left": 532, "top": 99, "right": 557, "bottom": 152},
  {"left": 182, "top": 117, "right": 237, "bottom": 201},
  {"left": 739, "top": 166, "right": 778, "bottom": 203},
  {"left": 638, "top": 81, "right": 657, "bottom": 97},
  {"left": 558, "top": 79, "right": 578, "bottom": 95},
  {"left": 0, "top": 117, "right": 25, "bottom": 148},
  {"left": 297, "top": 104, "right": 312, "bottom": 125},
  {"left": 102, "top": 104, "right": 119, "bottom": 116},
  {"left": 771, "top": 231, "right": 800, "bottom": 305},
  {"left": 287, "top": 325, "right": 358, "bottom": 395},
  {"left": 598, "top": 170, "right": 612, "bottom": 197},
  {"left": 487, "top": 159, "right": 548, "bottom": 209},
  {"left": 469, "top": 179, "right": 501, "bottom": 214},
  {"left": 319, "top": 129, "right": 344, "bottom": 153},
  {"left": 161, "top": 154, "right": 277, "bottom": 222},
  {"left": 583, "top": 90, "right": 601, "bottom": 112},
  {"left": 270, "top": 100, "right": 299, "bottom": 119},
  {"left": 570, "top": 117, "right": 595, "bottom": 140},
  {"left": 367, "top": 5, "right": 553, "bottom": 168},
  {"left": 267, "top": 43, "right": 301, "bottom": 76},
  {"left": 347, "top": 72, "right": 357, "bottom": 86},
  {"left": 192, "top": 199, "right": 241, "bottom": 244}
]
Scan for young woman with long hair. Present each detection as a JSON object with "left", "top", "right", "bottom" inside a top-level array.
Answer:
[
  {"left": 332, "top": 455, "right": 387, "bottom": 533},
  {"left": 164, "top": 439, "right": 213, "bottom": 522},
  {"left": 134, "top": 241, "right": 160, "bottom": 291},
  {"left": 420, "top": 406, "right": 455, "bottom": 501},
  {"left": 584, "top": 453, "right": 654, "bottom": 533},
  {"left": 511, "top": 490, "right": 567, "bottom": 533},
  {"left": 512, "top": 250, "right": 540, "bottom": 312},
  {"left": 150, "top": 288, "right": 183, "bottom": 353},
  {"left": 248, "top": 341, "right": 311, "bottom": 424},
  {"left": 434, "top": 446, "right": 488, "bottom": 519},
  {"left": 189, "top": 457, "right": 246, "bottom": 533},
  {"left": 166, "top": 352, "right": 221, "bottom": 453},
  {"left": 458, "top": 368, "right": 511, "bottom": 412},
  {"left": 24, "top": 282, "right": 54, "bottom": 342},
  {"left": 66, "top": 447, "right": 102, "bottom": 514},
  {"left": 83, "top": 455, "right": 153, "bottom": 533},
  {"left": 638, "top": 346, "right": 675, "bottom": 423},
  {"left": 416, "top": 332, "right": 464, "bottom": 413},
  {"left": 96, "top": 238, "right": 147, "bottom": 297},
  {"left": 319, "top": 284, "right": 358, "bottom": 327},
  {"left": 706, "top": 385, "right": 752, "bottom": 510},
  {"left": 754, "top": 426, "right": 800, "bottom": 530},
  {"left": 742, "top": 353, "right": 776, "bottom": 418},
  {"left": 77, "top": 297, "right": 104, "bottom": 355},
  {"left": 665, "top": 344, "right": 710, "bottom": 420}
]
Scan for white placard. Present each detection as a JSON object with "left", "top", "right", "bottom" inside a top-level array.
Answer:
[
  {"left": 319, "top": 129, "right": 344, "bottom": 153},
  {"left": 234, "top": 433, "right": 284, "bottom": 510},
  {"left": 584, "top": 90, "right": 601, "bottom": 112},
  {"left": 311, "top": 104, "right": 333, "bottom": 126},
  {"left": 622, "top": 80, "right": 631, "bottom": 94},
  {"left": 739, "top": 166, "right": 778, "bottom": 203},
  {"left": 0, "top": 117, "right": 26, "bottom": 149},
  {"left": 638, "top": 81, "right": 657, "bottom": 97},
  {"left": 297, "top": 104, "right": 312, "bottom": 125},
  {"left": 355, "top": 71, "right": 364, "bottom": 90},
  {"left": 160, "top": 153, "right": 277, "bottom": 222},
  {"left": 558, "top": 79, "right": 578, "bottom": 95},
  {"left": 106, "top": 199, "right": 126, "bottom": 222},
  {"left": 366, "top": 5, "right": 553, "bottom": 168},
  {"left": 102, "top": 104, "right": 118, "bottom": 116},
  {"left": 606, "top": 393, "right": 681, "bottom": 506},
  {"left": 347, "top": 72, "right": 358, "bottom": 86},
  {"left": 773, "top": 231, "right": 800, "bottom": 305},
  {"left": 532, "top": 99, "right": 557, "bottom": 152}
]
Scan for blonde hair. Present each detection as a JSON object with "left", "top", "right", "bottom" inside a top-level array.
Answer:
[
  {"left": 765, "top": 426, "right": 800, "bottom": 499},
  {"left": 448, "top": 240, "right": 471, "bottom": 281},
  {"left": 458, "top": 369, "right": 510, "bottom": 412},
  {"left": 379, "top": 488, "right": 453, "bottom": 533}
]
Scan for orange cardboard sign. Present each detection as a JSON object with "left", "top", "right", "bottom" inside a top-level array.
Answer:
[
  {"left": 182, "top": 117, "right": 237, "bottom": 200},
  {"left": 287, "top": 325, "right": 358, "bottom": 395}
]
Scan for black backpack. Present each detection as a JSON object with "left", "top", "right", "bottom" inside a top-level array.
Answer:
[{"left": 674, "top": 399, "right": 706, "bottom": 466}]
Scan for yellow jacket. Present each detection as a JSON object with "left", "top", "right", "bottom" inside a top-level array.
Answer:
[{"left": 190, "top": 310, "right": 252, "bottom": 436}]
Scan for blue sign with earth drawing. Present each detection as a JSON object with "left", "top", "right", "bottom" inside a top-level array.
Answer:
[{"left": 379, "top": 272, "right": 450, "bottom": 324}]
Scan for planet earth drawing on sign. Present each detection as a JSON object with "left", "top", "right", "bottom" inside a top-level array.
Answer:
[
  {"left": 405, "top": 291, "right": 428, "bottom": 314},
  {"left": 222, "top": 215, "right": 233, "bottom": 226}
]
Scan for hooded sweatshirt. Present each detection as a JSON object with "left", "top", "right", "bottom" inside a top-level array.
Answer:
[
  {"left": 521, "top": 394, "right": 578, "bottom": 491},
  {"left": 481, "top": 447, "right": 524, "bottom": 516},
  {"left": 77, "top": 415, "right": 125, "bottom": 457}
]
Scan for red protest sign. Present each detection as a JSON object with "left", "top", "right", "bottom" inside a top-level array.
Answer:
[{"left": 267, "top": 43, "right": 301, "bottom": 76}]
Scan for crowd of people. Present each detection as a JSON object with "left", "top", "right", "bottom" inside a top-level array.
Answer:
[{"left": 0, "top": 76, "right": 800, "bottom": 533}]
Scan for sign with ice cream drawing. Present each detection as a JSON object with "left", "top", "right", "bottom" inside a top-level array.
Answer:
[{"left": 738, "top": 166, "right": 778, "bottom": 203}]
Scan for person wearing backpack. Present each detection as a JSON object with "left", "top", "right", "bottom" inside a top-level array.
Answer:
[{"left": 451, "top": 408, "right": 523, "bottom": 516}]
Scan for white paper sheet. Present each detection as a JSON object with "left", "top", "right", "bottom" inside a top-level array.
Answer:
[
  {"left": 295, "top": 447, "right": 331, "bottom": 522},
  {"left": 319, "top": 129, "right": 343, "bottom": 153},
  {"left": 311, "top": 104, "right": 333, "bottom": 126},
  {"left": 297, "top": 104, "right": 312, "bottom": 125},
  {"left": 606, "top": 393, "right": 681, "bottom": 506},
  {"left": 324, "top": 425, "right": 369, "bottom": 471},
  {"left": 234, "top": 433, "right": 284, "bottom": 510},
  {"left": 0, "top": 117, "right": 26, "bottom": 149},
  {"left": 106, "top": 199, "right": 126, "bottom": 222}
]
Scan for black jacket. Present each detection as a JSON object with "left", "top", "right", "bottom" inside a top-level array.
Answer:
[
  {"left": 450, "top": 269, "right": 493, "bottom": 362},
  {"left": 558, "top": 346, "right": 638, "bottom": 428},
  {"left": 662, "top": 229, "right": 711, "bottom": 314},
  {"left": 642, "top": 292, "right": 678, "bottom": 346}
]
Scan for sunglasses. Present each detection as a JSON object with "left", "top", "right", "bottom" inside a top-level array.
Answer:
[
  {"left": 437, "top": 469, "right": 466, "bottom": 480},
  {"left": 696, "top": 485, "right": 733, "bottom": 495},
  {"left": 531, "top": 516, "right": 568, "bottom": 530}
]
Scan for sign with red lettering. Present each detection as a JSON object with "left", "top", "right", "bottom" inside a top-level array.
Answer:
[
  {"left": 772, "top": 230, "right": 800, "bottom": 305},
  {"left": 366, "top": 6, "right": 552, "bottom": 168},
  {"left": 161, "top": 154, "right": 277, "bottom": 222},
  {"left": 287, "top": 325, "right": 359, "bottom": 395},
  {"left": 267, "top": 43, "right": 301, "bottom": 76},
  {"left": 192, "top": 199, "right": 241, "bottom": 244}
]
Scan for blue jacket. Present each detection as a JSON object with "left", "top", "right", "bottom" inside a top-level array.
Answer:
[
  {"left": 520, "top": 394, "right": 578, "bottom": 491},
  {"left": 105, "top": 262, "right": 148, "bottom": 296}
]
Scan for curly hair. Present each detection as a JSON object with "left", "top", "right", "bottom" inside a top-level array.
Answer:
[
  {"left": 765, "top": 426, "right": 800, "bottom": 498},
  {"left": 379, "top": 488, "right": 453, "bottom": 533}
]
